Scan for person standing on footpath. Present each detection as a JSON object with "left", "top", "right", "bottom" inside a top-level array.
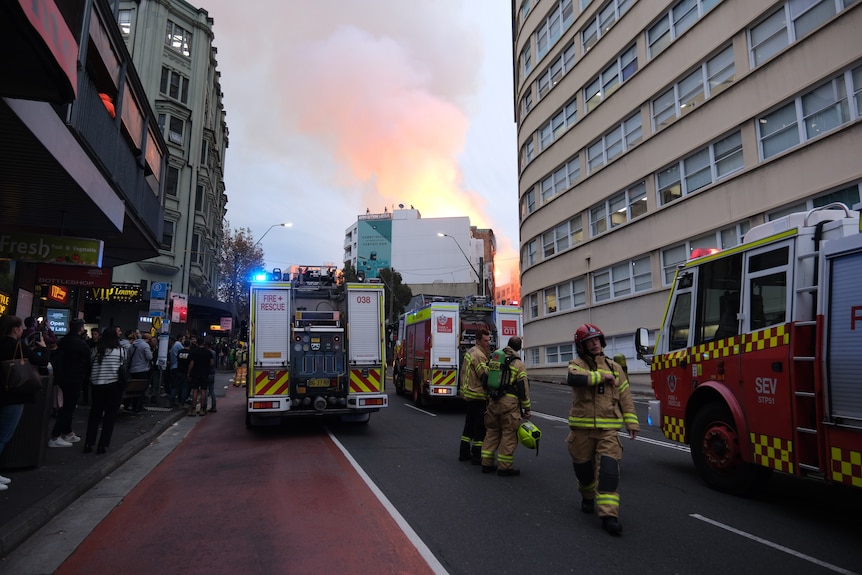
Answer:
[
  {"left": 458, "top": 328, "right": 491, "bottom": 465},
  {"left": 205, "top": 340, "right": 217, "bottom": 413},
  {"left": 84, "top": 328, "right": 126, "bottom": 454},
  {"left": 124, "top": 331, "right": 153, "bottom": 413},
  {"left": 0, "top": 315, "right": 49, "bottom": 491},
  {"left": 186, "top": 338, "right": 212, "bottom": 417},
  {"left": 48, "top": 318, "right": 90, "bottom": 447},
  {"left": 565, "top": 324, "right": 639, "bottom": 536},
  {"left": 480, "top": 336, "right": 531, "bottom": 477}
]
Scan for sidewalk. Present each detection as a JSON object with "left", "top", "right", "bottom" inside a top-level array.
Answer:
[{"left": 0, "top": 370, "right": 237, "bottom": 558}]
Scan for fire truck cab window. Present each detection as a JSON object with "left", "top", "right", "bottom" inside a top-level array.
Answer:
[
  {"left": 695, "top": 254, "right": 743, "bottom": 345},
  {"left": 746, "top": 245, "right": 789, "bottom": 330},
  {"left": 668, "top": 292, "right": 692, "bottom": 351}
]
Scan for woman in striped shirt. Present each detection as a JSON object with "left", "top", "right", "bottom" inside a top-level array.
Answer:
[{"left": 84, "top": 328, "right": 126, "bottom": 454}]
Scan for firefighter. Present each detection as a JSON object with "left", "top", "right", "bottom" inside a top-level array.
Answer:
[
  {"left": 480, "top": 337, "right": 531, "bottom": 477},
  {"left": 565, "top": 324, "right": 639, "bottom": 536},
  {"left": 458, "top": 328, "right": 491, "bottom": 464}
]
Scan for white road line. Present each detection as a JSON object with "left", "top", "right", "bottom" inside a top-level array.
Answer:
[
  {"left": 404, "top": 403, "right": 437, "bottom": 416},
  {"left": 328, "top": 431, "right": 449, "bottom": 575},
  {"left": 530, "top": 411, "right": 690, "bottom": 452},
  {"left": 691, "top": 514, "right": 859, "bottom": 575}
]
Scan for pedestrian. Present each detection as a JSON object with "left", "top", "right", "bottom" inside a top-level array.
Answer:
[
  {"left": 480, "top": 336, "right": 531, "bottom": 477},
  {"left": 0, "top": 315, "right": 49, "bottom": 491},
  {"left": 174, "top": 338, "right": 192, "bottom": 406},
  {"left": 206, "top": 340, "right": 217, "bottom": 413},
  {"left": 124, "top": 330, "right": 153, "bottom": 413},
  {"left": 565, "top": 324, "right": 639, "bottom": 536},
  {"left": 186, "top": 338, "right": 212, "bottom": 416},
  {"left": 48, "top": 318, "right": 90, "bottom": 447},
  {"left": 458, "top": 328, "right": 491, "bottom": 465},
  {"left": 84, "top": 327, "right": 127, "bottom": 454}
]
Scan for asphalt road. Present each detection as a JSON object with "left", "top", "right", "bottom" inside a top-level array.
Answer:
[{"left": 4, "top": 378, "right": 861, "bottom": 574}]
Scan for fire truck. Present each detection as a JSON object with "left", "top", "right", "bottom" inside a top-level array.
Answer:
[
  {"left": 245, "top": 266, "right": 388, "bottom": 428},
  {"left": 636, "top": 204, "right": 862, "bottom": 494},
  {"left": 395, "top": 296, "right": 503, "bottom": 406}
]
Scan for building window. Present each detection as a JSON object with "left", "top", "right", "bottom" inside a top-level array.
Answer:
[
  {"left": 749, "top": 1, "right": 847, "bottom": 68},
  {"left": 584, "top": 44, "right": 637, "bottom": 112},
  {"left": 652, "top": 45, "right": 735, "bottom": 131},
  {"left": 767, "top": 182, "right": 861, "bottom": 220},
  {"left": 537, "top": 42, "right": 576, "bottom": 101},
  {"left": 525, "top": 239, "right": 538, "bottom": 267},
  {"left": 165, "top": 19, "right": 192, "bottom": 57},
  {"left": 529, "top": 293, "right": 539, "bottom": 319},
  {"left": 536, "top": 0, "right": 575, "bottom": 61},
  {"left": 521, "top": 0, "right": 533, "bottom": 23},
  {"left": 160, "top": 67, "right": 190, "bottom": 104},
  {"left": 546, "top": 343, "right": 575, "bottom": 365},
  {"left": 117, "top": 9, "right": 132, "bottom": 36},
  {"left": 593, "top": 255, "right": 652, "bottom": 302},
  {"left": 658, "top": 131, "right": 743, "bottom": 205},
  {"left": 528, "top": 347, "right": 540, "bottom": 366},
  {"left": 165, "top": 165, "right": 179, "bottom": 197},
  {"left": 521, "top": 139, "right": 535, "bottom": 170},
  {"left": 545, "top": 277, "right": 587, "bottom": 314},
  {"left": 759, "top": 67, "right": 858, "bottom": 159},
  {"left": 521, "top": 188, "right": 537, "bottom": 220},
  {"left": 522, "top": 91, "right": 533, "bottom": 117},
  {"left": 580, "top": 0, "right": 634, "bottom": 53},
  {"left": 542, "top": 216, "right": 583, "bottom": 258},
  {"left": 521, "top": 44, "right": 532, "bottom": 80},
  {"left": 540, "top": 156, "right": 580, "bottom": 204},
  {"left": 195, "top": 185, "right": 204, "bottom": 212},
  {"left": 162, "top": 116, "right": 184, "bottom": 146},
  {"left": 648, "top": 0, "right": 723, "bottom": 59},
  {"left": 590, "top": 181, "right": 647, "bottom": 236},
  {"left": 587, "top": 112, "right": 641, "bottom": 172},
  {"left": 538, "top": 97, "right": 578, "bottom": 151},
  {"left": 660, "top": 221, "right": 749, "bottom": 284},
  {"left": 161, "top": 220, "right": 175, "bottom": 250}
]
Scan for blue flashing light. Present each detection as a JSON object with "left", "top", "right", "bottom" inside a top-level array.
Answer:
[{"left": 253, "top": 272, "right": 268, "bottom": 282}]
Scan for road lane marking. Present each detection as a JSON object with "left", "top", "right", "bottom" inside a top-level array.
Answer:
[
  {"left": 328, "top": 431, "right": 448, "bottom": 575},
  {"left": 404, "top": 403, "right": 437, "bottom": 416},
  {"left": 531, "top": 411, "right": 690, "bottom": 452},
  {"left": 691, "top": 514, "right": 859, "bottom": 575}
]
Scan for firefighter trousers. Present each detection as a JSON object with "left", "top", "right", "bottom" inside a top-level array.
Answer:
[
  {"left": 460, "top": 398, "right": 487, "bottom": 461},
  {"left": 481, "top": 396, "right": 521, "bottom": 470},
  {"left": 566, "top": 428, "right": 623, "bottom": 518}
]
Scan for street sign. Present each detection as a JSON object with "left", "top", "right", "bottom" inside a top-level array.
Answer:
[{"left": 149, "top": 282, "right": 168, "bottom": 317}]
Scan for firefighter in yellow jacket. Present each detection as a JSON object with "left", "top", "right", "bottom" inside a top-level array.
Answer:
[
  {"left": 566, "top": 324, "right": 639, "bottom": 536},
  {"left": 480, "top": 337, "right": 531, "bottom": 477},
  {"left": 458, "top": 328, "right": 491, "bottom": 464}
]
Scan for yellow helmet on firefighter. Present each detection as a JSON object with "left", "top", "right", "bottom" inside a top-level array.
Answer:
[{"left": 518, "top": 421, "right": 542, "bottom": 451}]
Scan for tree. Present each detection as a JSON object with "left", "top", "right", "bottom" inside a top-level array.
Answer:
[
  {"left": 218, "top": 223, "right": 265, "bottom": 325},
  {"left": 378, "top": 268, "right": 412, "bottom": 324}
]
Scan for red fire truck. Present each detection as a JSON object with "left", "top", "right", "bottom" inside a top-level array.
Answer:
[{"left": 637, "top": 204, "right": 862, "bottom": 494}]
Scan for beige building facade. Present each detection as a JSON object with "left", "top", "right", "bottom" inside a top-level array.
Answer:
[{"left": 513, "top": 0, "right": 861, "bottom": 383}]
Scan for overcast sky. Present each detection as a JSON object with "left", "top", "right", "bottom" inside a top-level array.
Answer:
[{"left": 203, "top": 0, "right": 519, "bottom": 285}]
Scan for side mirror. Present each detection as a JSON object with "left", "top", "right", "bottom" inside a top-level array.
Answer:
[{"left": 635, "top": 327, "right": 653, "bottom": 362}]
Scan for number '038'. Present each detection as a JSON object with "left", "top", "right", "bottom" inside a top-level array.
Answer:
[{"left": 356, "top": 296, "right": 371, "bottom": 304}]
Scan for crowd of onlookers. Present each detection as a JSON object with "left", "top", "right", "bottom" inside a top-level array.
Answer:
[{"left": 0, "top": 313, "right": 249, "bottom": 493}]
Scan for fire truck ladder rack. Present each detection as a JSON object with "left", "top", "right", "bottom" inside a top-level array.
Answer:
[{"left": 791, "top": 249, "right": 824, "bottom": 475}]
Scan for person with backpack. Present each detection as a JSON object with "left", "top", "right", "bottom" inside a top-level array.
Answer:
[
  {"left": 480, "top": 337, "right": 531, "bottom": 477},
  {"left": 458, "top": 328, "right": 491, "bottom": 465},
  {"left": 566, "top": 324, "right": 639, "bottom": 536},
  {"left": 48, "top": 318, "right": 90, "bottom": 447}
]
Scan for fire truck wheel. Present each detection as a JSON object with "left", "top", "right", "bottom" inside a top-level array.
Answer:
[
  {"left": 690, "top": 403, "right": 771, "bottom": 496},
  {"left": 412, "top": 372, "right": 425, "bottom": 407},
  {"left": 245, "top": 411, "right": 253, "bottom": 429}
]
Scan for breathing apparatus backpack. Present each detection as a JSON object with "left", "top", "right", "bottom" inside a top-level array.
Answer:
[{"left": 485, "top": 349, "right": 516, "bottom": 400}]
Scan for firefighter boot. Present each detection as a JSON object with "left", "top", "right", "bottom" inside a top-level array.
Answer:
[
  {"left": 601, "top": 516, "right": 622, "bottom": 536},
  {"left": 470, "top": 446, "right": 482, "bottom": 466},
  {"left": 497, "top": 468, "right": 521, "bottom": 477},
  {"left": 459, "top": 439, "right": 471, "bottom": 462},
  {"left": 581, "top": 498, "right": 595, "bottom": 514}
]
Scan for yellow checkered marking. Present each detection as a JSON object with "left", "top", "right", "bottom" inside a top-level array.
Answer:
[
  {"left": 691, "top": 336, "right": 741, "bottom": 360},
  {"left": 663, "top": 415, "right": 686, "bottom": 443},
  {"left": 652, "top": 349, "right": 688, "bottom": 372},
  {"left": 831, "top": 447, "right": 862, "bottom": 488},
  {"left": 750, "top": 433, "right": 794, "bottom": 474},
  {"left": 743, "top": 324, "right": 789, "bottom": 353}
]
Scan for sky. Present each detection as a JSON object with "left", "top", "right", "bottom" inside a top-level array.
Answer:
[{"left": 202, "top": 0, "right": 521, "bottom": 287}]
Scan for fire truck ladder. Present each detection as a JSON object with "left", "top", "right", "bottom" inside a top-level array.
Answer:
[{"left": 790, "top": 249, "right": 824, "bottom": 476}]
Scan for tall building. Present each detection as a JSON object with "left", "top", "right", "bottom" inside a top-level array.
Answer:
[
  {"left": 110, "top": 0, "right": 230, "bottom": 335},
  {"left": 513, "top": 0, "right": 861, "bottom": 382},
  {"left": 344, "top": 208, "right": 496, "bottom": 299}
]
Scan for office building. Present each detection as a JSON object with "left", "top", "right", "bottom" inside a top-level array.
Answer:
[{"left": 513, "top": 0, "right": 861, "bottom": 381}]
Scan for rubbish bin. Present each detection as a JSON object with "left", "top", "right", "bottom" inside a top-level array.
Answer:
[{"left": 0, "top": 375, "right": 52, "bottom": 470}]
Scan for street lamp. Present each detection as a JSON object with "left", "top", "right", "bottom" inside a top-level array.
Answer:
[
  {"left": 253, "top": 222, "right": 292, "bottom": 249},
  {"left": 437, "top": 233, "right": 483, "bottom": 297}
]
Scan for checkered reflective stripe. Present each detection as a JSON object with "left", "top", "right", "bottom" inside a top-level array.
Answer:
[
  {"left": 831, "top": 447, "right": 862, "bottom": 488},
  {"left": 691, "top": 336, "right": 741, "bottom": 360},
  {"left": 743, "top": 324, "right": 789, "bottom": 352},
  {"left": 750, "top": 432, "right": 794, "bottom": 473},
  {"left": 652, "top": 349, "right": 688, "bottom": 372},
  {"left": 663, "top": 415, "right": 686, "bottom": 443}
]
